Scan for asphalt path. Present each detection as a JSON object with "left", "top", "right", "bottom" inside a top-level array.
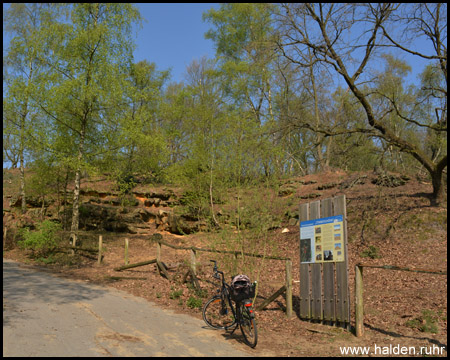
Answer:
[{"left": 3, "top": 259, "right": 250, "bottom": 357}]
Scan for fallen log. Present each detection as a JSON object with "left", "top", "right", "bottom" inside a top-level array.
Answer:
[
  {"left": 156, "top": 259, "right": 170, "bottom": 280},
  {"left": 106, "top": 276, "right": 148, "bottom": 281},
  {"left": 114, "top": 258, "right": 157, "bottom": 271}
]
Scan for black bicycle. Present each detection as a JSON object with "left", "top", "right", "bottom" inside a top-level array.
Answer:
[{"left": 202, "top": 260, "right": 257, "bottom": 348}]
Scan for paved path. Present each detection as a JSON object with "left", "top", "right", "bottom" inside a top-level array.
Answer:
[{"left": 3, "top": 259, "right": 250, "bottom": 357}]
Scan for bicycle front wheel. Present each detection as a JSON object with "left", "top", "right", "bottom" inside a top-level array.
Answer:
[
  {"left": 202, "top": 296, "right": 236, "bottom": 329},
  {"left": 239, "top": 303, "right": 257, "bottom": 348}
]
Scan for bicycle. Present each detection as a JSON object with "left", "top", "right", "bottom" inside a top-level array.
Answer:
[{"left": 202, "top": 260, "right": 258, "bottom": 348}]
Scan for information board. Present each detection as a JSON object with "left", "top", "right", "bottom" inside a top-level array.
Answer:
[{"left": 300, "top": 215, "right": 344, "bottom": 263}]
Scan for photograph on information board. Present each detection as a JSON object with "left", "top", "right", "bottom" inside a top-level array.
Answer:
[{"left": 300, "top": 215, "right": 344, "bottom": 263}]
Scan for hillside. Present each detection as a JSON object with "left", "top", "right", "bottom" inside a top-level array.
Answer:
[{"left": 3, "top": 168, "right": 447, "bottom": 356}]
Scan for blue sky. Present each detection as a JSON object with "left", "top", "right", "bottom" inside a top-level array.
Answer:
[
  {"left": 133, "top": 3, "right": 219, "bottom": 83},
  {"left": 2, "top": 3, "right": 219, "bottom": 84},
  {"left": 3, "top": 3, "right": 433, "bottom": 86},
  {"left": 132, "top": 3, "right": 432, "bottom": 86}
]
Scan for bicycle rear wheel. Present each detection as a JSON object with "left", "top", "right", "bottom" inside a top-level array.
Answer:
[
  {"left": 202, "top": 296, "right": 236, "bottom": 329},
  {"left": 239, "top": 303, "right": 257, "bottom": 348}
]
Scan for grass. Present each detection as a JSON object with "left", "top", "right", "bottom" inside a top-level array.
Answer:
[
  {"left": 186, "top": 296, "right": 202, "bottom": 309},
  {"left": 36, "top": 255, "right": 56, "bottom": 264},
  {"left": 169, "top": 289, "right": 183, "bottom": 299},
  {"left": 405, "top": 310, "right": 440, "bottom": 334}
]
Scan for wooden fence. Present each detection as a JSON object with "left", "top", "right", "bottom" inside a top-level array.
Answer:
[
  {"left": 355, "top": 263, "right": 447, "bottom": 337},
  {"left": 153, "top": 239, "right": 294, "bottom": 318},
  {"left": 8, "top": 225, "right": 293, "bottom": 316}
]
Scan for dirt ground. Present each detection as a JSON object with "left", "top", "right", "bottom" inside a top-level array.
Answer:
[{"left": 3, "top": 170, "right": 447, "bottom": 357}]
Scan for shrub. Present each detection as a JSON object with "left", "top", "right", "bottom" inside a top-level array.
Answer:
[
  {"left": 169, "top": 289, "right": 183, "bottom": 299},
  {"left": 360, "top": 245, "right": 381, "bottom": 259},
  {"left": 186, "top": 296, "right": 202, "bottom": 309},
  {"left": 18, "top": 220, "right": 62, "bottom": 256}
]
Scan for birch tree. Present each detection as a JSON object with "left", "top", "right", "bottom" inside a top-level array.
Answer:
[
  {"left": 3, "top": 4, "right": 62, "bottom": 213},
  {"left": 33, "top": 4, "right": 142, "bottom": 242}
]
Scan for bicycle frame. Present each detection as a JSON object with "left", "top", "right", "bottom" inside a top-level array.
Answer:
[
  {"left": 211, "top": 262, "right": 239, "bottom": 328},
  {"left": 210, "top": 260, "right": 254, "bottom": 326},
  {"left": 204, "top": 260, "right": 258, "bottom": 347}
]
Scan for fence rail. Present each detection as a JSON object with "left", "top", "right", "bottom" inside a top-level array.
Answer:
[
  {"left": 155, "top": 239, "right": 291, "bottom": 260},
  {"left": 355, "top": 263, "right": 447, "bottom": 337}
]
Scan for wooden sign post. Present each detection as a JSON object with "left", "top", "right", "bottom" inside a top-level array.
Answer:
[{"left": 299, "top": 195, "right": 350, "bottom": 329}]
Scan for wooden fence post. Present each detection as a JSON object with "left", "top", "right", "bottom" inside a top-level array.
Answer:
[
  {"left": 157, "top": 241, "right": 161, "bottom": 263},
  {"left": 124, "top": 238, "right": 129, "bottom": 265},
  {"left": 98, "top": 235, "right": 103, "bottom": 264},
  {"left": 156, "top": 241, "right": 169, "bottom": 279},
  {"left": 286, "top": 259, "right": 293, "bottom": 318},
  {"left": 3, "top": 227, "right": 7, "bottom": 249},
  {"left": 190, "top": 248, "right": 197, "bottom": 275},
  {"left": 355, "top": 265, "right": 364, "bottom": 337}
]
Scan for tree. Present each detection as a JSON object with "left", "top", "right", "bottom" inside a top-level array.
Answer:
[
  {"left": 276, "top": 3, "right": 447, "bottom": 206},
  {"left": 31, "top": 4, "right": 142, "bottom": 242},
  {"left": 204, "top": 3, "right": 282, "bottom": 178},
  {"left": 111, "top": 60, "right": 170, "bottom": 183},
  {"left": 3, "top": 4, "right": 62, "bottom": 213},
  {"left": 159, "top": 81, "right": 191, "bottom": 170},
  {"left": 178, "top": 56, "right": 225, "bottom": 226}
]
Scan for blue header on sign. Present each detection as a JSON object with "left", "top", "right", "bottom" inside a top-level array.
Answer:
[{"left": 300, "top": 215, "right": 343, "bottom": 227}]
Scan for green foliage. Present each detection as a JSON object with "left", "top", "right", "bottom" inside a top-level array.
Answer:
[
  {"left": 169, "top": 289, "right": 183, "bottom": 300},
  {"left": 360, "top": 245, "right": 381, "bottom": 259},
  {"left": 18, "top": 220, "right": 62, "bottom": 256},
  {"left": 186, "top": 296, "right": 203, "bottom": 309},
  {"left": 36, "top": 255, "right": 57, "bottom": 265},
  {"left": 186, "top": 283, "right": 208, "bottom": 299},
  {"left": 115, "top": 174, "right": 139, "bottom": 207},
  {"left": 179, "top": 190, "right": 210, "bottom": 221},
  {"left": 4, "top": 3, "right": 448, "bottom": 235},
  {"left": 405, "top": 310, "right": 440, "bottom": 334}
]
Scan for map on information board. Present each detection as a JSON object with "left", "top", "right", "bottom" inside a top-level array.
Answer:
[{"left": 300, "top": 215, "right": 344, "bottom": 263}]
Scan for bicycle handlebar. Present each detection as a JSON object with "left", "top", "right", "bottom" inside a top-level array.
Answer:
[
  {"left": 210, "top": 260, "right": 225, "bottom": 283},
  {"left": 209, "top": 259, "right": 217, "bottom": 271}
]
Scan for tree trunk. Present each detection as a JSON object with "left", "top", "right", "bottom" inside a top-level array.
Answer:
[
  {"left": 310, "top": 64, "right": 323, "bottom": 172},
  {"left": 70, "top": 127, "right": 86, "bottom": 244},
  {"left": 19, "top": 151, "right": 26, "bottom": 214},
  {"left": 430, "top": 159, "right": 447, "bottom": 207},
  {"left": 19, "top": 60, "right": 34, "bottom": 214},
  {"left": 19, "top": 93, "right": 28, "bottom": 214},
  {"left": 63, "top": 169, "right": 69, "bottom": 230}
]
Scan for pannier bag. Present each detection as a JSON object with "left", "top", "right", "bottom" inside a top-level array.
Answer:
[{"left": 230, "top": 274, "right": 255, "bottom": 302}]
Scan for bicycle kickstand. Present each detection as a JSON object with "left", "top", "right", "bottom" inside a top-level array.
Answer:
[{"left": 229, "top": 323, "right": 239, "bottom": 335}]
